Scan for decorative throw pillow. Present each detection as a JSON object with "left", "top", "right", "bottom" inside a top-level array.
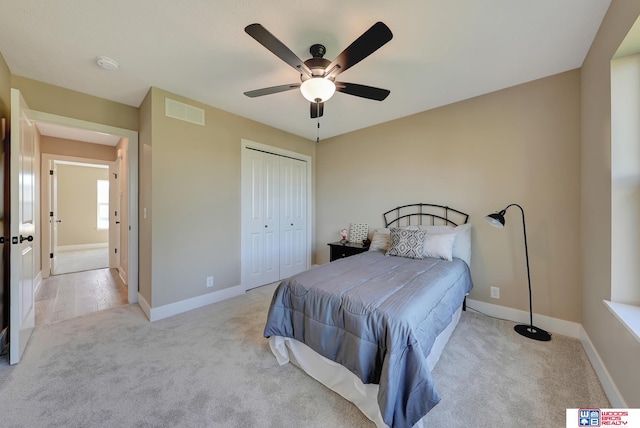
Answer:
[
  {"left": 386, "top": 228, "right": 426, "bottom": 259},
  {"left": 423, "top": 233, "right": 456, "bottom": 261},
  {"left": 368, "top": 228, "right": 391, "bottom": 252}
]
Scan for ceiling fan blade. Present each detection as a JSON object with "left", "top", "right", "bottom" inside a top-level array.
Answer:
[
  {"left": 245, "top": 24, "right": 312, "bottom": 77},
  {"left": 325, "top": 22, "right": 393, "bottom": 77},
  {"left": 244, "top": 83, "right": 301, "bottom": 98},
  {"left": 335, "top": 82, "right": 390, "bottom": 101},
  {"left": 310, "top": 101, "right": 324, "bottom": 119}
]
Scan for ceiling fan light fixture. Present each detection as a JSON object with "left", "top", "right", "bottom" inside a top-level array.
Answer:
[{"left": 300, "top": 77, "right": 336, "bottom": 103}]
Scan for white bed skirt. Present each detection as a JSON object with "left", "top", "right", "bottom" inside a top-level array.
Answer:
[{"left": 268, "top": 305, "right": 463, "bottom": 428}]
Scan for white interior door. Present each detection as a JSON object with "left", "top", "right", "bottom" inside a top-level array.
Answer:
[
  {"left": 279, "top": 157, "right": 307, "bottom": 279},
  {"left": 242, "top": 149, "right": 280, "bottom": 289},
  {"left": 9, "top": 89, "right": 36, "bottom": 365},
  {"left": 242, "top": 144, "right": 310, "bottom": 290}
]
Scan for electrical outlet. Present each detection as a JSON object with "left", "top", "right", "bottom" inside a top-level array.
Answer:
[
  {"left": 206, "top": 276, "right": 214, "bottom": 288},
  {"left": 490, "top": 286, "right": 500, "bottom": 299}
]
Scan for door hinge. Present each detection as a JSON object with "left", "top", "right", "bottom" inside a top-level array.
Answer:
[
  {"left": 49, "top": 253, "right": 54, "bottom": 259},
  {"left": 50, "top": 211, "right": 54, "bottom": 217},
  {"left": 114, "top": 248, "right": 118, "bottom": 254},
  {"left": 49, "top": 169, "right": 53, "bottom": 175}
]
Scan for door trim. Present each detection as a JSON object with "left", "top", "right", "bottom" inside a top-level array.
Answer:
[
  {"left": 32, "top": 110, "right": 139, "bottom": 305},
  {"left": 240, "top": 139, "right": 313, "bottom": 288}
]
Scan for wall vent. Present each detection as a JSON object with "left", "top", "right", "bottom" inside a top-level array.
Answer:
[{"left": 165, "top": 98, "right": 205, "bottom": 126}]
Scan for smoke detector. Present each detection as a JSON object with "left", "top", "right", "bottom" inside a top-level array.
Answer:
[{"left": 96, "top": 56, "right": 119, "bottom": 71}]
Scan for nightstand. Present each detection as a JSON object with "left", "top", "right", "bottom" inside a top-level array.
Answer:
[{"left": 327, "top": 241, "right": 370, "bottom": 262}]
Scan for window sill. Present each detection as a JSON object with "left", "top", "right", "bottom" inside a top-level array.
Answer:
[{"left": 603, "top": 300, "right": 640, "bottom": 343}]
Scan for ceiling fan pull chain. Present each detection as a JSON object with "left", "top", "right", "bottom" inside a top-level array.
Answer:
[{"left": 316, "top": 103, "right": 321, "bottom": 143}]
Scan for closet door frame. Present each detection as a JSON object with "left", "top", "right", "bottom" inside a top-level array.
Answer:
[{"left": 240, "top": 140, "right": 312, "bottom": 289}]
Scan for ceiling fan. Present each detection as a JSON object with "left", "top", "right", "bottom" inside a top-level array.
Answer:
[{"left": 244, "top": 22, "right": 393, "bottom": 119}]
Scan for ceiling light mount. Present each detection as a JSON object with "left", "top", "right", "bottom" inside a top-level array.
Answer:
[{"left": 96, "top": 56, "right": 119, "bottom": 71}]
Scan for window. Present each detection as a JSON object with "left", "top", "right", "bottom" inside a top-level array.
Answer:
[
  {"left": 608, "top": 20, "right": 640, "bottom": 342},
  {"left": 97, "top": 179, "right": 109, "bottom": 230}
]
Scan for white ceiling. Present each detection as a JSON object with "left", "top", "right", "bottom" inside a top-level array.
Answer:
[{"left": 0, "top": 0, "right": 612, "bottom": 142}]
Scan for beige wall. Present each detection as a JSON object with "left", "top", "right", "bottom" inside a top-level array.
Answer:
[
  {"left": 11, "top": 75, "right": 138, "bottom": 131},
  {"left": 138, "top": 91, "right": 152, "bottom": 304},
  {"left": 0, "top": 51, "right": 9, "bottom": 122},
  {"left": 41, "top": 136, "right": 117, "bottom": 161},
  {"left": 56, "top": 164, "right": 109, "bottom": 247},
  {"left": 115, "top": 138, "right": 130, "bottom": 280},
  {"left": 317, "top": 70, "right": 582, "bottom": 322},
  {"left": 139, "top": 87, "right": 314, "bottom": 307},
  {"left": 581, "top": 1, "right": 640, "bottom": 408}
]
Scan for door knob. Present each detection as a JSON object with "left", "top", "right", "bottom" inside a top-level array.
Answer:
[
  {"left": 55, "top": 219, "right": 62, "bottom": 223},
  {"left": 19, "top": 235, "right": 33, "bottom": 243}
]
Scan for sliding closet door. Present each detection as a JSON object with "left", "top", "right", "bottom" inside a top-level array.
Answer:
[
  {"left": 279, "top": 156, "right": 307, "bottom": 279},
  {"left": 242, "top": 149, "right": 280, "bottom": 289}
]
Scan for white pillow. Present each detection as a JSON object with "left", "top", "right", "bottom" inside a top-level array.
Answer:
[
  {"left": 418, "top": 223, "right": 472, "bottom": 266},
  {"left": 368, "top": 228, "right": 391, "bottom": 252},
  {"left": 423, "top": 233, "right": 456, "bottom": 261}
]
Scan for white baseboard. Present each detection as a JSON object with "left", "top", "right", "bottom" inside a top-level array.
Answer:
[
  {"left": 137, "top": 292, "right": 151, "bottom": 320},
  {"left": 118, "top": 267, "right": 127, "bottom": 286},
  {"left": 57, "top": 243, "right": 108, "bottom": 252},
  {"left": 138, "top": 285, "right": 245, "bottom": 322},
  {"left": 466, "top": 299, "right": 581, "bottom": 338},
  {"left": 466, "top": 298, "right": 626, "bottom": 407},
  {"left": 578, "top": 325, "right": 627, "bottom": 407}
]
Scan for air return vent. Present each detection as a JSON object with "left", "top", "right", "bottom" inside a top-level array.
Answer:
[{"left": 165, "top": 98, "right": 205, "bottom": 126}]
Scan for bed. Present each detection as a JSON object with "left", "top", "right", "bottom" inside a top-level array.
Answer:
[{"left": 263, "top": 204, "right": 473, "bottom": 428}]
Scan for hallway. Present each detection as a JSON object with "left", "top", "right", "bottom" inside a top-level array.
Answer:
[{"left": 35, "top": 268, "right": 128, "bottom": 326}]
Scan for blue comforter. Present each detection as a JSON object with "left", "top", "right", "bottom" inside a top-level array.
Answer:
[{"left": 263, "top": 251, "right": 473, "bottom": 428}]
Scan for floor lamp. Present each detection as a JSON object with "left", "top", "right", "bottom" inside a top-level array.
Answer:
[{"left": 485, "top": 204, "right": 551, "bottom": 341}]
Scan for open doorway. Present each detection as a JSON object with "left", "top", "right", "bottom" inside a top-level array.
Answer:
[
  {"left": 48, "top": 160, "right": 111, "bottom": 276},
  {"left": 38, "top": 143, "right": 128, "bottom": 325},
  {"left": 30, "top": 111, "right": 138, "bottom": 326}
]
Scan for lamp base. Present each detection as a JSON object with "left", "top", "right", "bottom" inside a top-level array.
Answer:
[{"left": 514, "top": 324, "right": 551, "bottom": 341}]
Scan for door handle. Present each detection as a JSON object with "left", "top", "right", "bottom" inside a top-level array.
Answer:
[
  {"left": 55, "top": 219, "right": 62, "bottom": 223},
  {"left": 19, "top": 235, "right": 33, "bottom": 243},
  {"left": 115, "top": 221, "right": 120, "bottom": 224}
]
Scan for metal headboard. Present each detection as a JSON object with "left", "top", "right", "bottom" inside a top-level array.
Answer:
[{"left": 383, "top": 203, "right": 469, "bottom": 228}]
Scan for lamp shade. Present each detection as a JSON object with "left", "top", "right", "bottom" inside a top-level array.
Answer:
[
  {"left": 485, "top": 211, "right": 506, "bottom": 229},
  {"left": 300, "top": 77, "right": 336, "bottom": 103}
]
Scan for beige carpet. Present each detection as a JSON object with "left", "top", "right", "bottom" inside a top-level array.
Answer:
[{"left": 0, "top": 283, "right": 609, "bottom": 427}]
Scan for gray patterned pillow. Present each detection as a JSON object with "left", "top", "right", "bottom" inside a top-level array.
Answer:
[{"left": 386, "top": 228, "right": 426, "bottom": 259}]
